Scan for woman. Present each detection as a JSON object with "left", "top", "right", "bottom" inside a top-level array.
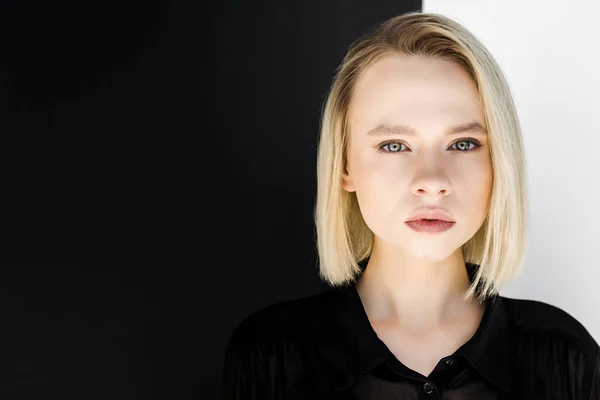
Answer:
[{"left": 220, "top": 11, "right": 599, "bottom": 399}]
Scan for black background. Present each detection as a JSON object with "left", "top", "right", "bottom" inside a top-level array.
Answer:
[{"left": 0, "top": 1, "right": 420, "bottom": 398}]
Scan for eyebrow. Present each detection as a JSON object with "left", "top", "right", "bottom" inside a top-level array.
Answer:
[{"left": 366, "top": 121, "right": 488, "bottom": 137}]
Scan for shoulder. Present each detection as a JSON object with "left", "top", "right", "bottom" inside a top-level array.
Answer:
[
  {"left": 501, "top": 295, "right": 599, "bottom": 356},
  {"left": 227, "top": 286, "right": 344, "bottom": 347},
  {"left": 221, "top": 288, "right": 350, "bottom": 395}
]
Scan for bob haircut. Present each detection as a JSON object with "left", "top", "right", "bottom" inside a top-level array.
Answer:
[{"left": 314, "top": 11, "right": 529, "bottom": 303}]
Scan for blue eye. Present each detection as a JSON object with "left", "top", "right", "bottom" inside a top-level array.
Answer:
[{"left": 377, "top": 139, "right": 482, "bottom": 154}]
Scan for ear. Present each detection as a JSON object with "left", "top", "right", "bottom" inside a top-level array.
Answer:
[{"left": 341, "top": 167, "right": 356, "bottom": 192}]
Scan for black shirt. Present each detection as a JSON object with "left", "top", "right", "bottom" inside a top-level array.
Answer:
[{"left": 220, "top": 264, "right": 600, "bottom": 399}]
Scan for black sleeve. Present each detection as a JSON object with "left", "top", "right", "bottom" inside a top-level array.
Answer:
[
  {"left": 220, "top": 324, "right": 275, "bottom": 400},
  {"left": 589, "top": 346, "right": 600, "bottom": 400},
  {"left": 220, "top": 332, "right": 257, "bottom": 400}
]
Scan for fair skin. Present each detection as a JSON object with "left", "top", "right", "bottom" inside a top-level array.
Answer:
[{"left": 341, "top": 54, "right": 493, "bottom": 376}]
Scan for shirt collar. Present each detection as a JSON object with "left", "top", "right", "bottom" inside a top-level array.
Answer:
[{"left": 327, "top": 262, "right": 511, "bottom": 393}]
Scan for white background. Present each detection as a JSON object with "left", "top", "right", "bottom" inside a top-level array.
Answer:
[{"left": 424, "top": 0, "right": 600, "bottom": 341}]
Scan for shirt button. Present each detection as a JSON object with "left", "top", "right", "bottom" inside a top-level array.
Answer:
[
  {"left": 445, "top": 358, "right": 455, "bottom": 366},
  {"left": 423, "top": 382, "right": 434, "bottom": 395}
]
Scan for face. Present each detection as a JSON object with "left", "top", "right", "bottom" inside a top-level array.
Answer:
[{"left": 342, "top": 54, "right": 493, "bottom": 262}]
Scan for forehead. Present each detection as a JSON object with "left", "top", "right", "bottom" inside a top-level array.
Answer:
[{"left": 348, "top": 54, "right": 484, "bottom": 131}]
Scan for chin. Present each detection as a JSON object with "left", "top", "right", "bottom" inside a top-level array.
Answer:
[
  {"left": 401, "top": 240, "right": 461, "bottom": 262},
  {"left": 409, "top": 252, "right": 456, "bottom": 263}
]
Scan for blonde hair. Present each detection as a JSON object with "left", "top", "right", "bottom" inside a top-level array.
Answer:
[{"left": 313, "top": 11, "right": 529, "bottom": 303}]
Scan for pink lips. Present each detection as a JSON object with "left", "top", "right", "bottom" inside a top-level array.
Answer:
[
  {"left": 406, "top": 208, "right": 455, "bottom": 222},
  {"left": 405, "top": 208, "right": 456, "bottom": 233},
  {"left": 405, "top": 219, "right": 455, "bottom": 233}
]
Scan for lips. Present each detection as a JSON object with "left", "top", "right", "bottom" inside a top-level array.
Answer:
[
  {"left": 405, "top": 219, "right": 455, "bottom": 233},
  {"left": 406, "top": 208, "right": 455, "bottom": 223}
]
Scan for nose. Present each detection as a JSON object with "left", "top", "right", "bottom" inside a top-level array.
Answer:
[
  {"left": 412, "top": 184, "right": 450, "bottom": 198},
  {"left": 411, "top": 170, "right": 452, "bottom": 198},
  {"left": 410, "top": 152, "right": 452, "bottom": 198}
]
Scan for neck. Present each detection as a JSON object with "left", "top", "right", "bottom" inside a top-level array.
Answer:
[{"left": 355, "top": 240, "right": 475, "bottom": 334}]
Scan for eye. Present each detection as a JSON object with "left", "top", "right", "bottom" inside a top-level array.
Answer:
[
  {"left": 379, "top": 142, "right": 407, "bottom": 153},
  {"left": 449, "top": 139, "right": 481, "bottom": 152},
  {"left": 377, "top": 139, "right": 482, "bottom": 154}
]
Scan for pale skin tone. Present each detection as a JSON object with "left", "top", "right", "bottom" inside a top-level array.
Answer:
[{"left": 341, "top": 54, "right": 494, "bottom": 377}]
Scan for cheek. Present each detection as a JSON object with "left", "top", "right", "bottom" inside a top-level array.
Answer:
[
  {"left": 462, "top": 160, "right": 493, "bottom": 213},
  {"left": 354, "top": 158, "right": 408, "bottom": 199},
  {"left": 352, "top": 162, "right": 409, "bottom": 230}
]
